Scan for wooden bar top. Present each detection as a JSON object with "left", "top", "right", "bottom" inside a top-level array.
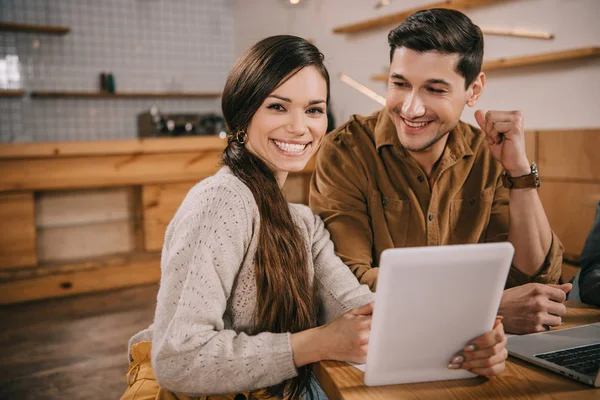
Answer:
[
  {"left": 0, "top": 136, "right": 227, "bottom": 159},
  {"left": 0, "top": 137, "right": 315, "bottom": 192},
  {"left": 314, "top": 301, "right": 600, "bottom": 399}
]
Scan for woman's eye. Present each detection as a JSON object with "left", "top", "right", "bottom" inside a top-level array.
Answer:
[
  {"left": 267, "top": 104, "right": 286, "bottom": 111},
  {"left": 307, "top": 107, "right": 325, "bottom": 114}
]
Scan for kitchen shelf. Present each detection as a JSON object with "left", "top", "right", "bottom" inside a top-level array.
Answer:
[
  {"left": 0, "top": 89, "right": 25, "bottom": 97},
  {"left": 371, "top": 47, "right": 600, "bottom": 81},
  {"left": 332, "top": 0, "right": 508, "bottom": 34},
  {"left": 30, "top": 91, "right": 222, "bottom": 99},
  {"left": 0, "top": 22, "right": 70, "bottom": 35},
  {"left": 481, "top": 46, "right": 600, "bottom": 72},
  {"left": 481, "top": 28, "right": 554, "bottom": 40}
]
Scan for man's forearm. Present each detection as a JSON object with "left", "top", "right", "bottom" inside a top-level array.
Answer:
[{"left": 508, "top": 187, "right": 552, "bottom": 276}]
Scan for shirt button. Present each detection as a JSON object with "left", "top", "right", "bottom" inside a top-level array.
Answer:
[
  {"left": 428, "top": 214, "right": 434, "bottom": 221},
  {"left": 417, "top": 175, "right": 424, "bottom": 182},
  {"left": 469, "top": 199, "right": 475, "bottom": 206},
  {"left": 382, "top": 199, "right": 388, "bottom": 206}
]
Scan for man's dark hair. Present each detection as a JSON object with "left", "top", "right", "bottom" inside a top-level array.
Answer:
[{"left": 388, "top": 8, "right": 484, "bottom": 88}]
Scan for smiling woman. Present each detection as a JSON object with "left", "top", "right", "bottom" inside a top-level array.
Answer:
[
  {"left": 119, "top": 35, "right": 374, "bottom": 400},
  {"left": 222, "top": 36, "right": 329, "bottom": 184},
  {"left": 241, "top": 66, "right": 328, "bottom": 181}
]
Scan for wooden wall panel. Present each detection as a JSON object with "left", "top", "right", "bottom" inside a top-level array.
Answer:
[
  {"left": 37, "top": 221, "right": 135, "bottom": 263},
  {"left": 36, "top": 188, "right": 132, "bottom": 227},
  {"left": 0, "top": 193, "right": 37, "bottom": 268},
  {"left": 525, "top": 131, "right": 537, "bottom": 163},
  {"left": 35, "top": 188, "right": 138, "bottom": 263},
  {"left": 0, "top": 253, "right": 160, "bottom": 305},
  {"left": 142, "top": 182, "right": 196, "bottom": 252},
  {"left": 537, "top": 129, "right": 600, "bottom": 180},
  {"left": 539, "top": 181, "right": 600, "bottom": 256}
]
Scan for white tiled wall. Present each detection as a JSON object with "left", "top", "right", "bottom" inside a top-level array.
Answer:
[{"left": 0, "top": 0, "right": 233, "bottom": 142}]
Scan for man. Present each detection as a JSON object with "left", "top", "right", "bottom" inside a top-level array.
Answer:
[{"left": 310, "top": 9, "right": 568, "bottom": 334}]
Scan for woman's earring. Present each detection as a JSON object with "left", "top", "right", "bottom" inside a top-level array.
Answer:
[{"left": 235, "top": 129, "right": 248, "bottom": 144}]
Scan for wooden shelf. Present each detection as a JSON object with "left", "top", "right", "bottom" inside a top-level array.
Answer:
[
  {"left": 30, "top": 91, "right": 222, "bottom": 99},
  {"left": 0, "top": 22, "right": 70, "bottom": 35},
  {"left": 371, "top": 47, "right": 600, "bottom": 81},
  {"left": 483, "top": 46, "right": 600, "bottom": 72},
  {"left": 332, "top": 0, "right": 509, "bottom": 34},
  {"left": 480, "top": 27, "right": 554, "bottom": 40},
  {"left": 0, "top": 89, "right": 25, "bottom": 97}
]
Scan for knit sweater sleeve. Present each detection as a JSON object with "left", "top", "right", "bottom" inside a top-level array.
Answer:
[
  {"left": 302, "top": 206, "right": 374, "bottom": 323},
  {"left": 151, "top": 181, "right": 297, "bottom": 396}
]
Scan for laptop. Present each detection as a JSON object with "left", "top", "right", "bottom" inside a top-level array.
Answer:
[
  {"left": 363, "top": 243, "right": 514, "bottom": 386},
  {"left": 507, "top": 323, "right": 600, "bottom": 387}
]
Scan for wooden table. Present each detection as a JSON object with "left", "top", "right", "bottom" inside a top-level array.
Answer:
[{"left": 314, "top": 301, "right": 600, "bottom": 399}]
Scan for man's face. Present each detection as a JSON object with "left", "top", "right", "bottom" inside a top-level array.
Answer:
[{"left": 386, "top": 47, "right": 480, "bottom": 153}]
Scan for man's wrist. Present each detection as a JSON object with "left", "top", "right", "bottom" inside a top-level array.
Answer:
[{"left": 506, "top": 160, "right": 531, "bottom": 177}]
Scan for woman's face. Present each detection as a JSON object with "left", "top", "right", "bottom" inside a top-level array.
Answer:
[{"left": 245, "top": 66, "right": 328, "bottom": 183}]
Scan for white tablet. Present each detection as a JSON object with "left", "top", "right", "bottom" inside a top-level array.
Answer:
[{"left": 364, "top": 243, "right": 513, "bottom": 386}]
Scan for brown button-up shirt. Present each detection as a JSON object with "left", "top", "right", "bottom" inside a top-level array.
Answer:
[{"left": 309, "top": 109, "right": 563, "bottom": 291}]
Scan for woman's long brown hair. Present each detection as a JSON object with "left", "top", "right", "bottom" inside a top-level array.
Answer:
[{"left": 221, "top": 35, "right": 330, "bottom": 399}]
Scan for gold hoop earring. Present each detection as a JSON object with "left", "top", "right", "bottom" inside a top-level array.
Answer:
[{"left": 235, "top": 129, "right": 248, "bottom": 145}]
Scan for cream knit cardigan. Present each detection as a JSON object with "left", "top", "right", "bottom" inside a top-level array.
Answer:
[{"left": 129, "top": 167, "right": 372, "bottom": 396}]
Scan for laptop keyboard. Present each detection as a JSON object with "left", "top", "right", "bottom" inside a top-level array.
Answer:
[{"left": 535, "top": 343, "right": 600, "bottom": 376}]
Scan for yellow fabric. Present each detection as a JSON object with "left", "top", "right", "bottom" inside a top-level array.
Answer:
[{"left": 120, "top": 341, "right": 274, "bottom": 400}]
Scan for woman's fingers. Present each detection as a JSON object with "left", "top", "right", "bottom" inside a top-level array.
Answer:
[
  {"left": 464, "top": 321, "right": 505, "bottom": 352},
  {"left": 449, "top": 337, "right": 506, "bottom": 364},
  {"left": 461, "top": 347, "right": 508, "bottom": 370},
  {"left": 470, "top": 361, "right": 506, "bottom": 376},
  {"left": 448, "top": 318, "right": 508, "bottom": 376}
]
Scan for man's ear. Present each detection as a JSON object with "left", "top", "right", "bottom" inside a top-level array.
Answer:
[{"left": 466, "top": 72, "right": 485, "bottom": 107}]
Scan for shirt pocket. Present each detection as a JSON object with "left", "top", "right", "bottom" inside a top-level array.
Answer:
[
  {"left": 369, "top": 190, "right": 411, "bottom": 249},
  {"left": 449, "top": 187, "right": 495, "bottom": 244}
]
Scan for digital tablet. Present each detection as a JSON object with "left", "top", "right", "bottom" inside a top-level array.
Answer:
[{"left": 364, "top": 243, "right": 513, "bottom": 386}]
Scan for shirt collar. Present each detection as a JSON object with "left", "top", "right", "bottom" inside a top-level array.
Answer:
[
  {"left": 374, "top": 108, "right": 398, "bottom": 151},
  {"left": 374, "top": 108, "right": 474, "bottom": 160}
]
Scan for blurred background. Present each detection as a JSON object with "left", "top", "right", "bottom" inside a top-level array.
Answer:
[
  {"left": 0, "top": 0, "right": 599, "bottom": 398},
  {"left": 1, "top": 0, "right": 599, "bottom": 143}
]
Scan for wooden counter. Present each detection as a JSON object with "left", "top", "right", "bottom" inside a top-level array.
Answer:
[{"left": 0, "top": 137, "right": 313, "bottom": 304}]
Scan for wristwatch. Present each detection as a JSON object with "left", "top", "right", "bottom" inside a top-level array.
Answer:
[{"left": 502, "top": 162, "right": 540, "bottom": 189}]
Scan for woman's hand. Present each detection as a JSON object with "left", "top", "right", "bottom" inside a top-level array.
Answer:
[
  {"left": 319, "top": 302, "right": 373, "bottom": 364},
  {"left": 448, "top": 316, "right": 508, "bottom": 376},
  {"left": 291, "top": 302, "right": 373, "bottom": 367}
]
